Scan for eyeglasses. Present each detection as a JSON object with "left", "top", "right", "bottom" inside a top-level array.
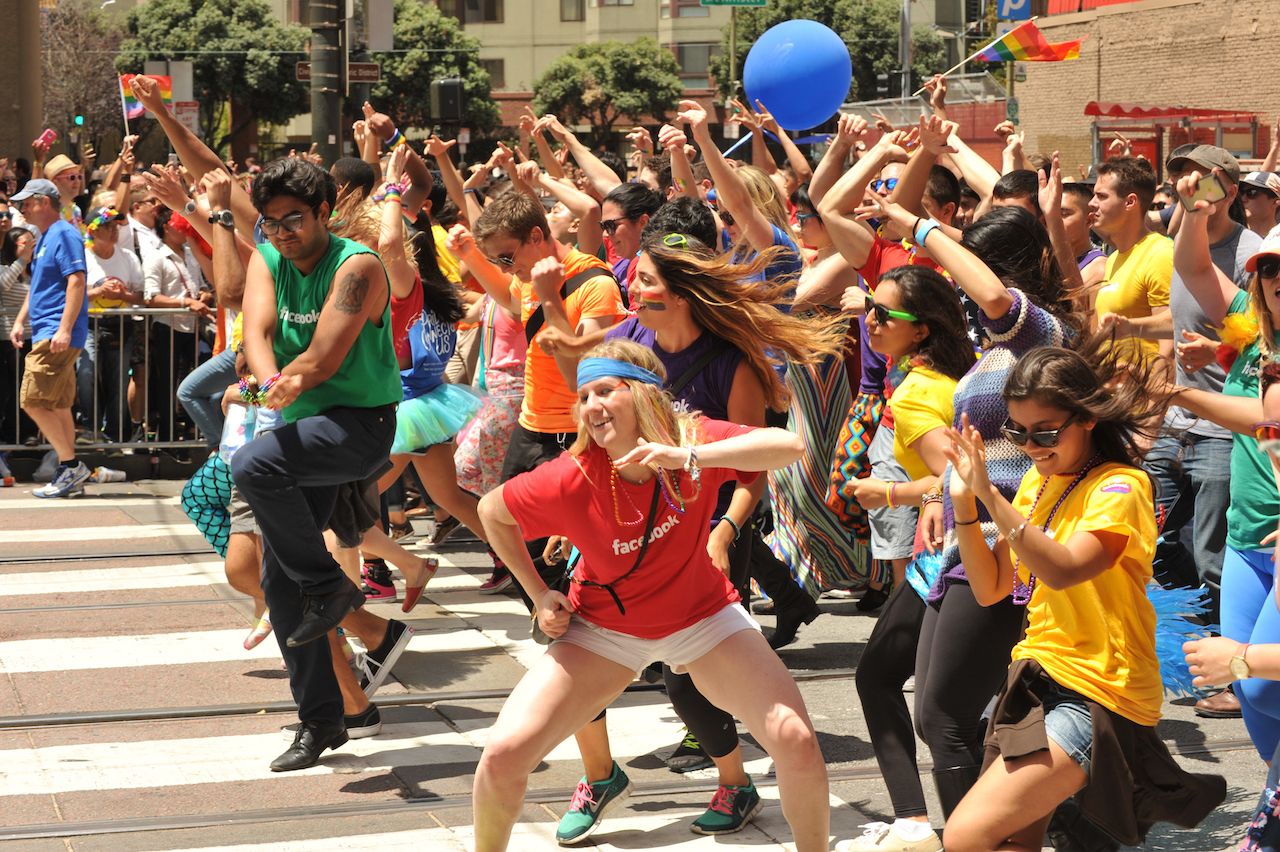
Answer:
[
  {"left": 260, "top": 211, "right": 308, "bottom": 236},
  {"left": 662, "top": 233, "right": 689, "bottom": 249},
  {"left": 1243, "top": 186, "right": 1277, "bottom": 200},
  {"left": 864, "top": 293, "right": 919, "bottom": 324},
  {"left": 872, "top": 177, "right": 899, "bottom": 193},
  {"left": 1000, "top": 414, "right": 1077, "bottom": 448},
  {"left": 485, "top": 251, "right": 517, "bottom": 267},
  {"left": 600, "top": 218, "right": 629, "bottom": 235},
  {"left": 1257, "top": 256, "right": 1280, "bottom": 280},
  {"left": 1149, "top": 201, "right": 1167, "bottom": 211},
  {"left": 796, "top": 212, "right": 819, "bottom": 225},
  {"left": 0, "top": 212, "right": 11, "bottom": 221}
]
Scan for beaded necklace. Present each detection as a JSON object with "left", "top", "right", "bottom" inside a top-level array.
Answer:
[
  {"left": 608, "top": 462, "right": 690, "bottom": 526},
  {"left": 1011, "top": 453, "right": 1104, "bottom": 605}
]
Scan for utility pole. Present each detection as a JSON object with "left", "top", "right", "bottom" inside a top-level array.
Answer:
[
  {"left": 899, "top": 0, "right": 912, "bottom": 99},
  {"left": 729, "top": 8, "right": 738, "bottom": 99},
  {"left": 308, "top": 0, "right": 344, "bottom": 164}
]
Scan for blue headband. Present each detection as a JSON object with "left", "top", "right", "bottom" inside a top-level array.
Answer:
[{"left": 576, "top": 358, "right": 663, "bottom": 390}]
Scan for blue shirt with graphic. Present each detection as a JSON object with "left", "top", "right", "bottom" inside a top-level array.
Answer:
[
  {"left": 29, "top": 218, "right": 88, "bottom": 347},
  {"left": 400, "top": 309, "right": 457, "bottom": 401}
]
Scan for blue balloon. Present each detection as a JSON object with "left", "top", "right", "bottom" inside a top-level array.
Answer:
[{"left": 743, "top": 20, "right": 852, "bottom": 131}]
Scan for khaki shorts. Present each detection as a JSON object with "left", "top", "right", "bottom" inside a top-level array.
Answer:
[
  {"left": 20, "top": 338, "right": 81, "bottom": 409},
  {"left": 555, "top": 603, "right": 760, "bottom": 675},
  {"left": 228, "top": 487, "right": 259, "bottom": 536}
]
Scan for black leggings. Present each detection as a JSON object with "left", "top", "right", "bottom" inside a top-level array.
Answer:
[
  {"left": 913, "top": 582, "right": 1024, "bottom": 816},
  {"left": 855, "top": 582, "right": 928, "bottom": 818}
]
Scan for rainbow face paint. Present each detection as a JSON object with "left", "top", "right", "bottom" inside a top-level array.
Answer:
[{"left": 639, "top": 298, "right": 667, "bottom": 311}]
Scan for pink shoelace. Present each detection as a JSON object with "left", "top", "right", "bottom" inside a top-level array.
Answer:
[
  {"left": 707, "top": 785, "right": 738, "bottom": 815},
  {"left": 568, "top": 779, "right": 599, "bottom": 811}
]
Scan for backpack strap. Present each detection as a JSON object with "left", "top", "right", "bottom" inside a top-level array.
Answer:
[
  {"left": 524, "top": 266, "right": 616, "bottom": 344},
  {"left": 668, "top": 338, "right": 731, "bottom": 397}
]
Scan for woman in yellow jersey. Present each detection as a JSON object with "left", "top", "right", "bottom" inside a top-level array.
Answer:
[{"left": 940, "top": 341, "right": 1223, "bottom": 850}]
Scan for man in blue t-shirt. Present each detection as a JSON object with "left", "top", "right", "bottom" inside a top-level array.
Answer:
[{"left": 8, "top": 179, "right": 90, "bottom": 498}]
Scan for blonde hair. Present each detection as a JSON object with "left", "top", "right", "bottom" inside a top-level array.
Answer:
[
  {"left": 569, "top": 340, "right": 704, "bottom": 460},
  {"left": 1248, "top": 272, "right": 1278, "bottom": 360},
  {"left": 736, "top": 165, "right": 791, "bottom": 234},
  {"left": 330, "top": 196, "right": 416, "bottom": 266}
]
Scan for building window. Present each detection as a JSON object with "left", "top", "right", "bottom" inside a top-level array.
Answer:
[
  {"left": 674, "top": 43, "right": 718, "bottom": 87},
  {"left": 598, "top": 0, "right": 635, "bottom": 6},
  {"left": 664, "top": 0, "right": 708, "bottom": 16},
  {"left": 440, "top": 0, "right": 504, "bottom": 23},
  {"left": 561, "top": 0, "right": 585, "bottom": 20},
  {"left": 480, "top": 58, "right": 506, "bottom": 90}
]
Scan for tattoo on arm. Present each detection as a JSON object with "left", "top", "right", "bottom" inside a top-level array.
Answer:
[{"left": 333, "top": 269, "right": 370, "bottom": 316}]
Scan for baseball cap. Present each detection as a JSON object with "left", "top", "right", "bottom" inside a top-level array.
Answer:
[
  {"left": 11, "top": 178, "right": 61, "bottom": 204},
  {"left": 1242, "top": 172, "right": 1278, "bottom": 193},
  {"left": 43, "top": 154, "right": 80, "bottom": 180},
  {"left": 1167, "top": 144, "right": 1241, "bottom": 184},
  {"left": 1244, "top": 234, "right": 1280, "bottom": 273}
]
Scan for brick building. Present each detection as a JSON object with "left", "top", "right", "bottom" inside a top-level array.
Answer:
[{"left": 1018, "top": 0, "right": 1280, "bottom": 176}]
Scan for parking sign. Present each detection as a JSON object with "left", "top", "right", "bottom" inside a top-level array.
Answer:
[{"left": 999, "top": 0, "right": 1031, "bottom": 20}]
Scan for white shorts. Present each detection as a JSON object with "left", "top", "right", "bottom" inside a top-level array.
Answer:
[{"left": 555, "top": 603, "right": 761, "bottom": 675}]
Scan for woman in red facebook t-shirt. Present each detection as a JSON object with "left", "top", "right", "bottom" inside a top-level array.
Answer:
[{"left": 472, "top": 340, "right": 830, "bottom": 852}]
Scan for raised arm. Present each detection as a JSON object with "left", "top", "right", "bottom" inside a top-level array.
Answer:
[
  {"left": 445, "top": 224, "right": 519, "bottom": 317},
  {"left": 757, "top": 100, "right": 814, "bottom": 186},
  {"left": 537, "top": 168, "right": 602, "bottom": 256},
  {"left": 816, "top": 136, "right": 906, "bottom": 270},
  {"left": 889, "top": 116, "right": 955, "bottom": 220},
  {"left": 658, "top": 124, "right": 699, "bottom": 201},
  {"left": 678, "top": 99, "right": 777, "bottom": 253},
  {"left": 526, "top": 110, "right": 565, "bottom": 180},
  {"left": 1038, "top": 152, "right": 1086, "bottom": 297},
  {"left": 200, "top": 170, "right": 251, "bottom": 312},
  {"left": 1172, "top": 170, "right": 1239, "bottom": 324},
  {"left": 376, "top": 147, "right": 418, "bottom": 300},
  {"left": 809, "top": 114, "right": 865, "bottom": 206},
  {"left": 539, "top": 114, "right": 624, "bottom": 198}
]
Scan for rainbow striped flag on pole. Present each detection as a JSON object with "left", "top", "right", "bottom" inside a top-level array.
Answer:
[
  {"left": 119, "top": 74, "right": 172, "bottom": 119},
  {"left": 974, "top": 20, "right": 1082, "bottom": 63}
]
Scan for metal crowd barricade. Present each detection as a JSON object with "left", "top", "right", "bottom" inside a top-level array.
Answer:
[{"left": 1, "top": 307, "right": 211, "bottom": 453}]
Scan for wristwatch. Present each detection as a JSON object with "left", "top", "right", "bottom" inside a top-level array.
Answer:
[
  {"left": 208, "top": 209, "right": 234, "bottom": 229},
  {"left": 183, "top": 199, "right": 198, "bottom": 215},
  {"left": 1230, "top": 643, "right": 1252, "bottom": 680}
]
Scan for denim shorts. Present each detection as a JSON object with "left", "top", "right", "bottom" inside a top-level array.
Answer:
[
  {"left": 867, "top": 424, "right": 917, "bottom": 560},
  {"left": 1036, "top": 677, "right": 1094, "bottom": 776}
]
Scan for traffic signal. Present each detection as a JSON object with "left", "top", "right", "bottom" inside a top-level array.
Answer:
[{"left": 73, "top": 114, "right": 84, "bottom": 126}]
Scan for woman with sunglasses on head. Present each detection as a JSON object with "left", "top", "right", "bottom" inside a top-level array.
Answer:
[
  {"left": 473, "top": 340, "right": 829, "bottom": 852},
  {"left": 550, "top": 226, "right": 844, "bottom": 843},
  {"left": 836, "top": 266, "right": 975, "bottom": 852},
  {"left": 1156, "top": 170, "right": 1280, "bottom": 766},
  {"left": 941, "top": 341, "right": 1223, "bottom": 851},
  {"left": 868, "top": 199, "right": 1081, "bottom": 836}
]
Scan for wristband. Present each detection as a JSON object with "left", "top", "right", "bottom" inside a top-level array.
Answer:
[
  {"left": 954, "top": 516, "right": 980, "bottom": 526},
  {"left": 885, "top": 482, "right": 895, "bottom": 508},
  {"left": 719, "top": 516, "right": 742, "bottom": 541},
  {"left": 257, "top": 372, "right": 284, "bottom": 396},
  {"left": 914, "top": 218, "right": 940, "bottom": 246},
  {"left": 385, "top": 129, "right": 405, "bottom": 150}
]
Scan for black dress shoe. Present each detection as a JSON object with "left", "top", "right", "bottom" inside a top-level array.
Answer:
[
  {"left": 768, "top": 598, "right": 821, "bottom": 649},
  {"left": 287, "top": 581, "right": 366, "bottom": 648},
  {"left": 270, "top": 720, "right": 348, "bottom": 772}
]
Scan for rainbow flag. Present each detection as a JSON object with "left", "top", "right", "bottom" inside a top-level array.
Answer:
[
  {"left": 119, "top": 74, "right": 172, "bottom": 119},
  {"left": 974, "top": 20, "right": 1082, "bottom": 63}
]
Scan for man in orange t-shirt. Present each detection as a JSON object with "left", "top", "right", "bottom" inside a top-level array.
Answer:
[{"left": 449, "top": 191, "right": 625, "bottom": 592}]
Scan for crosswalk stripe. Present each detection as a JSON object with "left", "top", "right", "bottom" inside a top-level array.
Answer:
[
  {"left": 0, "top": 561, "right": 228, "bottom": 596},
  {"left": 0, "top": 495, "right": 181, "bottom": 511},
  {"left": 1, "top": 523, "right": 206, "bottom": 544}
]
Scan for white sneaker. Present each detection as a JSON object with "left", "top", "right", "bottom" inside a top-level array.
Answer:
[
  {"left": 34, "top": 462, "right": 91, "bottom": 498},
  {"left": 836, "top": 821, "right": 942, "bottom": 852},
  {"left": 902, "top": 675, "right": 916, "bottom": 693}
]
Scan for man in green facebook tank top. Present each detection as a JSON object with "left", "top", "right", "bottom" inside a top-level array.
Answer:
[{"left": 230, "top": 159, "right": 401, "bottom": 771}]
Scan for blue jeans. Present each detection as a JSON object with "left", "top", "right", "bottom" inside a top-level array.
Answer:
[
  {"left": 1144, "top": 431, "right": 1232, "bottom": 620},
  {"left": 177, "top": 347, "right": 237, "bottom": 448},
  {"left": 1222, "top": 546, "right": 1280, "bottom": 759}
]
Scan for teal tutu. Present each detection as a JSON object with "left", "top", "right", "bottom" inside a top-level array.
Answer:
[{"left": 391, "top": 383, "right": 485, "bottom": 455}]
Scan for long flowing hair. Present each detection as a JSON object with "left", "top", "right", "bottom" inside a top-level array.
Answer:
[
  {"left": 643, "top": 237, "right": 845, "bottom": 411},
  {"left": 1002, "top": 329, "right": 1176, "bottom": 468},
  {"left": 877, "top": 265, "right": 976, "bottom": 381}
]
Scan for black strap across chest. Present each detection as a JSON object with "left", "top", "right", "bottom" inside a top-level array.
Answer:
[
  {"left": 524, "top": 267, "right": 617, "bottom": 344},
  {"left": 571, "top": 479, "right": 663, "bottom": 615}
]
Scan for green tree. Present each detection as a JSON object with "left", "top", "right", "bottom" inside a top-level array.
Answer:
[
  {"left": 709, "top": 0, "right": 948, "bottom": 104},
  {"left": 370, "top": 0, "right": 498, "bottom": 133},
  {"left": 116, "top": 0, "right": 309, "bottom": 153},
  {"left": 42, "top": 0, "right": 126, "bottom": 149},
  {"left": 532, "top": 38, "right": 682, "bottom": 144}
]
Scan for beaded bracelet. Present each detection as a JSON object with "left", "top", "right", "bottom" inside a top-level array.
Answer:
[
  {"left": 684, "top": 446, "right": 701, "bottom": 484},
  {"left": 258, "top": 372, "right": 284, "bottom": 397},
  {"left": 922, "top": 491, "right": 944, "bottom": 507},
  {"left": 237, "top": 374, "right": 260, "bottom": 403}
]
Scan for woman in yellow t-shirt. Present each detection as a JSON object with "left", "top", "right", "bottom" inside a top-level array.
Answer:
[{"left": 941, "top": 342, "right": 1178, "bottom": 849}]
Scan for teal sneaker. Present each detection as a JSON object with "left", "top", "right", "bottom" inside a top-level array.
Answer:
[
  {"left": 690, "top": 780, "right": 762, "bottom": 835},
  {"left": 555, "top": 762, "right": 631, "bottom": 845}
]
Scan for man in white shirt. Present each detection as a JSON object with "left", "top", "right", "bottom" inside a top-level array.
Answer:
[
  {"left": 127, "top": 185, "right": 165, "bottom": 263},
  {"left": 80, "top": 207, "right": 145, "bottom": 442},
  {"left": 142, "top": 207, "right": 210, "bottom": 439}
]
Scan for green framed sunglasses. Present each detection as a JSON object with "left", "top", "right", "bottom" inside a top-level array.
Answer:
[{"left": 865, "top": 293, "right": 919, "bottom": 324}]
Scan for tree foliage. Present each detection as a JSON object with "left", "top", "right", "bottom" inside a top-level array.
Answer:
[
  {"left": 116, "top": 0, "right": 309, "bottom": 153},
  {"left": 532, "top": 38, "right": 683, "bottom": 143},
  {"left": 709, "top": 0, "right": 949, "bottom": 103},
  {"left": 370, "top": 0, "right": 498, "bottom": 133},
  {"left": 41, "top": 0, "right": 127, "bottom": 147}
]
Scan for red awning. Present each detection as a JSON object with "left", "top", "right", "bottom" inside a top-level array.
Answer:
[{"left": 1084, "top": 101, "right": 1257, "bottom": 122}]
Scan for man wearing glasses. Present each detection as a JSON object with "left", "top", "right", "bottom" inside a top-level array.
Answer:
[
  {"left": 231, "top": 157, "right": 402, "bottom": 771},
  {"left": 126, "top": 187, "right": 165, "bottom": 262},
  {"left": 43, "top": 155, "right": 86, "bottom": 234}
]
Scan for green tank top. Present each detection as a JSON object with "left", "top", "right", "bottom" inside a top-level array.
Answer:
[{"left": 260, "top": 234, "right": 402, "bottom": 422}]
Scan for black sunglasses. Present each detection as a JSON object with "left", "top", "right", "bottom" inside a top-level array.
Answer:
[
  {"left": 599, "top": 217, "right": 628, "bottom": 235},
  {"left": 1001, "top": 414, "right": 1077, "bottom": 448},
  {"left": 1257, "top": 256, "right": 1280, "bottom": 280},
  {"left": 1243, "top": 186, "right": 1277, "bottom": 201}
]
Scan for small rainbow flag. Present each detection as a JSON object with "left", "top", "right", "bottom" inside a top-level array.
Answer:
[
  {"left": 974, "top": 20, "right": 1082, "bottom": 63},
  {"left": 119, "top": 74, "right": 172, "bottom": 119}
]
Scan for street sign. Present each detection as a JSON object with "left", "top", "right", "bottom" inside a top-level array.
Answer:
[
  {"left": 295, "top": 61, "right": 381, "bottom": 83},
  {"left": 998, "top": 0, "right": 1031, "bottom": 20},
  {"left": 700, "top": 0, "right": 767, "bottom": 6},
  {"left": 173, "top": 101, "right": 200, "bottom": 137}
]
